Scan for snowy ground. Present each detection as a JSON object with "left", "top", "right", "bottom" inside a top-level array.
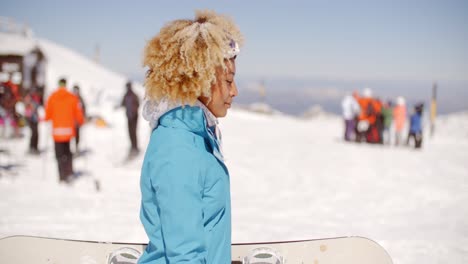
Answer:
[{"left": 1, "top": 108, "right": 467, "bottom": 264}]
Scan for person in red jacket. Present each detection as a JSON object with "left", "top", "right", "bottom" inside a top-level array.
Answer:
[{"left": 45, "top": 78, "right": 84, "bottom": 183}]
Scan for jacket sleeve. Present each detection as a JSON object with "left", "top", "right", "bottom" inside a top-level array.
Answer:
[
  {"left": 352, "top": 99, "right": 360, "bottom": 116},
  {"left": 150, "top": 147, "right": 206, "bottom": 263},
  {"left": 44, "top": 96, "right": 53, "bottom": 121},
  {"left": 135, "top": 93, "right": 140, "bottom": 108}
]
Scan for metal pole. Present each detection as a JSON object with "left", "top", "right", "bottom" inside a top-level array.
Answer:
[
  {"left": 259, "top": 79, "right": 266, "bottom": 104},
  {"left": 430, "top": 82, "right": 437, "bottom": 137}
]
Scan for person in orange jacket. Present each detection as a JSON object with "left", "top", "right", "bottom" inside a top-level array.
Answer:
[
  {"left": 356, "top": 88, "right": 382, "bottom": 143},
  {"left": 45, "top": 78, "right": 84, "bottom": 183}
]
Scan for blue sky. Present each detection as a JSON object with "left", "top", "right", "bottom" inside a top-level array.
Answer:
[{"left": 2, "top": 0, "right": 467, "bottom": 82}]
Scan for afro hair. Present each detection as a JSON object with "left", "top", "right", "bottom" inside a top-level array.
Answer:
[{"left": 143, "top": 10, "right": 243, "bottom": 104}]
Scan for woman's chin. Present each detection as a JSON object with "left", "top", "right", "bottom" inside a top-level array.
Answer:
[{"left": 215, "top": 109, "right": 228, "bottom": 118}]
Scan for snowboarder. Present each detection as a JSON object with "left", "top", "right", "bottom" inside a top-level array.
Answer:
[
  {"left": 139, "top": 10, "right": 242, "bottom": 264},
  {"left": 45, "top": 78, "right": 85, "bottom": 183},
  {"left": 407, "top": 103, "right": 424, "bottom": 149},
  {"left": 119, "top": 81, "right": 140, "bottom": 157},
  {"left": 72, "top": 85, "right": 86, "bottom": 154},
  {"left": 341, "top": 92, "right": 360, "bottom": 141}
]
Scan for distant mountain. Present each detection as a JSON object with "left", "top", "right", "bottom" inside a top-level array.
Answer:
[{"left": 236, "top": 78, "right": 468, "bottom": 116}]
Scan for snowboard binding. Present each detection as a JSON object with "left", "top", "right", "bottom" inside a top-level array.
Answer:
[
  {"left": 107, "top": 247, "right": 141, "bottom": 264},
  {"left": 243, "top": 247, "right": 284, "bottom": 264}
]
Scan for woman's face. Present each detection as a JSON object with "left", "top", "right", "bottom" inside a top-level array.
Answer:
[{"left": 201, "top": 58, "right": 238, "bottom": 118}]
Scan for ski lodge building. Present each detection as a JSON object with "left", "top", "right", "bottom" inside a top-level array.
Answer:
[{"left": 0, "top": 17, "right": 47, "bottom": 103}]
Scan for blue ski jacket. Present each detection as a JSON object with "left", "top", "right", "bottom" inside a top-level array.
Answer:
[
  {"left": 139, "top": 105, "right": 231, "bottom": 264},
  {"left": 409, "top": 113, "right": 422, "bottom": 133}
]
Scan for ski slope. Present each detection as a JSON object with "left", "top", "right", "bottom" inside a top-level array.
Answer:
[{"left": 1, "top": 33, "right": 467, "bottom": 264}]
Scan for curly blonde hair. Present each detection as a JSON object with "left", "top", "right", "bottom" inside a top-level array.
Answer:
[{"left": 143, "top": 10, "right": 243, "bottom": 104}]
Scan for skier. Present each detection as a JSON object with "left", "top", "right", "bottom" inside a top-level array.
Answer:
[
  {"left": 72, "top": 85, "right": 86, "bottom": 154},
  {"left": 407, "top": 103, "right": 424, "bottom": 148},
  {"left": 45, "top": 78, "right": 85, "bottom": 183},
  {"left": 341, "top": 92, "right": 360, "bottom": 141},
  {"left": 374, "top": 98, "right": 384, "bottom": 144},
  {"left": 139, "top": 10, "right": 242, "bottom": 264},
  {"left": 119, "top": 81, "right": 140, "bottom": 157},
  {"left": 23, "top": 92, "right": 41, "bottom": 154},
  {"left": 381, "top": 100, "right": 393, "bottom": 145},
  {"left": 393, "top": 96, "right": 407, "bottom": 146}
]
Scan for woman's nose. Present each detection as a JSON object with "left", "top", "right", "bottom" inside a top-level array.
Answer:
[{"left": 231, "top": 81, "right": 238, "bottom": 97}]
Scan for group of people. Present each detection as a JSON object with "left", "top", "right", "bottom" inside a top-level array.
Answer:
[
  {"left": 341, "top": 88, "right": 424, "bottom": 148},
  {"left": 0, "top": 76, "right": 141, "bottom": 183}
]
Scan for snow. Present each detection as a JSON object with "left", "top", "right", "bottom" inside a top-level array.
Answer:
[
  {"left": 0, "top": 32, "right": 36, "bottom": 56},
  {"left": 1, "top": 33, "right": 468, "bottom": 264}
]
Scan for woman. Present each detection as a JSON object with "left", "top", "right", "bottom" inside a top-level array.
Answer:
[{"left": 139, "top": 10, "right": 243, "bottom": 264}]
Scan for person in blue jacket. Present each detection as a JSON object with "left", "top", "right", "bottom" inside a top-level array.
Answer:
[
  {"left": 138, "top": 10, "right": 243, "bottom": 264},
  {"left": 407, "top": 103, "right": 424, "bottom": 149}
]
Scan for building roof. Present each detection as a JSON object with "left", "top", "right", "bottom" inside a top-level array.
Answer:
[{"left": 0, "top": 32, "right": 37, "bottom": 56}]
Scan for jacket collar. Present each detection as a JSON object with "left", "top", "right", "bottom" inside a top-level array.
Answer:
[
  {"left": 162, "top": 106, "right": 225, "bottom": 162},
  {"left": 143, "top": 98, "right": 224, "bottom": 161},
  {"left": 57, "top": 86, "right": 68, "bottom": 92}
]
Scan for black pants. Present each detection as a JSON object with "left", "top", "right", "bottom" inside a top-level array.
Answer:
[
  {"left": 128, "top": 117, "right": 138, "bottom": 150},
  {"left": 28, "top": 121, "right": 39, "bottom": 151},
  {"left": 407, "top": 132, "right": 423, "bottom": 149},
  {"left": 54, "top": 141, "right": 73, "bottom": 182}
]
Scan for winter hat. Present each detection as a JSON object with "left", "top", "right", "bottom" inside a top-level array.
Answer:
[
  {"left": 363, "top": 88, "right": 372, "bottom": 98},
  {"left": 396, "top": 96, "right": 405, "bottom": 106}
]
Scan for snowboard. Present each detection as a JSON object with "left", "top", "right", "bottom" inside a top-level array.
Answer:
[{"left": 0, "top": 235, "right": 393, "bottom": 264}]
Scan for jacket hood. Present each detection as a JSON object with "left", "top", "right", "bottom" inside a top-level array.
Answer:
[{"left": 142, "top": 98, "right": 218, "bottom": 130}]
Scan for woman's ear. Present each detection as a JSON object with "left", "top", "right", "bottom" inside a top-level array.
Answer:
[{"left": 198, "top": 94, "right": 212, "bottom": 105}]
